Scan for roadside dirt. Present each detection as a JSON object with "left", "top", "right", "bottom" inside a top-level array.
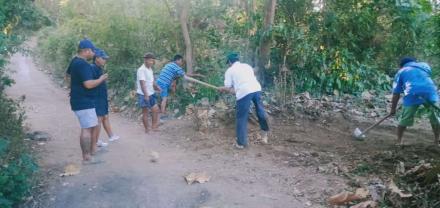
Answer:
[{"left": 6, "top": 41, "right": 439, "bottom": 208}]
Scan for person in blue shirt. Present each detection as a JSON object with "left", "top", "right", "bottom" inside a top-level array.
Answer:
[
  {"left": 67, "top": 39, "right": 108, "bottom": 162},
  {"left": 390, "top": 57, "right": 439, "bottom": 147},
  {"left": 91, "top": 49, "right": 120, "bottom": 148},
  {"left": 156, "top": 55, "right": 185, "bottom": 116}
]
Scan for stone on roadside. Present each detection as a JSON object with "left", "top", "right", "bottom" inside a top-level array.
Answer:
[{"left": 150, "top": 151, "right": 159, "bottom": 163}]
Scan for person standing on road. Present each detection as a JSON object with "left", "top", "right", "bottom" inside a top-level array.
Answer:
[
  {"left": 91, "top": 48, "right": 120, "bottom": 147},
  {"left": 67, "top": 39, "right": 107, "bottom": 162},
  {"left": 218, "top": 53, "right": 270, "bottom": 149},
  {"left": 390, "top": 56, "right": 440, "bottom": 147},
  {"left": 137, "top": 53, "right": 161, "bottom": 133}
]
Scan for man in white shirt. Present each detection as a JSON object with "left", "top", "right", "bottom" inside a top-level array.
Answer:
[
  {"left": 218, "top": 53, "right": 270, "bottom": 149},
  {"left": 136, "top": 53, "right": 161, "bottom": 133}
]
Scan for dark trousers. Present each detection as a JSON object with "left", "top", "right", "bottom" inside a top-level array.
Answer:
[{"left": 236, "top": 91, "right": 269, "bottom": 146}]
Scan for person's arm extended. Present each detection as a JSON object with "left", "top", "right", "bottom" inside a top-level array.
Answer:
[
  {"left": 140, "top": 80, "right": 150, "bottom": 101},
  {"left": 218, "top": 86, "right": 235, "bottom": 94},
  {"left": 390, "top": 93, "right": 400, "bottom": 115},
  {"left": 83, "top": 74, "right": 108, "bottom": 89},
  {"left": 218, "top": 70, "right": 235, "bottom": 94}
]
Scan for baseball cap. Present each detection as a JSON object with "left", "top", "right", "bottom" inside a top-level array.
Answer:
[
  {"left": 226, "top": 52, "right": 239, "bottom": 64},
  {"left": 95, "top": 48, "right": 109, "bottom": 60},
  {"left": 143, "top": 52, "right": 156, "bottom": 59},
  {"left": 78, "top": 39, "right": 96, "bottom": 52},
  {"left": 399, "top": 56, "right": 417, "bottom": 67}
]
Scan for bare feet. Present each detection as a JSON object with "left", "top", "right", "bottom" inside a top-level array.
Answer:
[
  {"left": 145, "top": 128, "right": 150, "bottom": 134},
  {"left": 83, "top": 154, "right": 92, "bottom": 161}
]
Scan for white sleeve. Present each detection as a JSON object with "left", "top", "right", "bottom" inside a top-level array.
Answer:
[
  {"left": 137, "top": 68, "right": 146, "bottom": 81},
  {"left": 224, "top": 70, "right": 233, "bottom": 88}
]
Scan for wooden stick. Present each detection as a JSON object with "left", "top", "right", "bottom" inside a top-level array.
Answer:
[{"left": 184, "top": 75, "right": 219, "bottom": 90}]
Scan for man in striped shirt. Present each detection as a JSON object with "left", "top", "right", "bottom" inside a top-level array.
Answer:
[{"left": 156, "top": 55, "right": 185, "bottom": 115}]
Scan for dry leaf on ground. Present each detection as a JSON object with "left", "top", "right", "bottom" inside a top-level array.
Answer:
[
  {"left": 405, "top": 162, "right": 432, "bottom": 176},
  {"left": 350, "top": 200, "right": 378, "bottom": 208},
  {"left": 328, "top": 188, "right": 369, "bottom": 205},
  {"left": 328, "top": 190, "right": 364, "bottom": 205},
  {"left": 388, "top": 180, "right": 412, "bottom": 198},
  {"left": 354, "top": 188, "right": 370, "bottom": 199},
  {"left": 60, "top": 163, "right": 80, "bottom": 177},
  {"left": 184, "top": 172, "right": 210, "bottom": 185}
]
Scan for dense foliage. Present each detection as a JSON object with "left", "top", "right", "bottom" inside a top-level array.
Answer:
[
  {"left": 0, "top": 0, "right": 48, "bottom": 207},
  {"left": 36, "top": 0, "right": 440, "bottom": 109}
]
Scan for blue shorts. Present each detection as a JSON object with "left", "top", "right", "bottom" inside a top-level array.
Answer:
[
  {"left": 74, "top": 108, "right": 98, "bottom": 129},
  {"left": 137, "top": 94, "right": 157, "bottom": 109},
  {"left": 95, "top": 98, "right": 109, "bottom": 116},
  {"left": 157, "top": 82, "right": 170, "bottom": 98}
]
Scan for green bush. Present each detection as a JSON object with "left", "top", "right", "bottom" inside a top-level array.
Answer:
[{"left": 0, "top": 0, "right": 48, "bottom": 207}]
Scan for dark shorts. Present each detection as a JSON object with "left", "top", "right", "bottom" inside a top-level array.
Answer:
[
  {"left": 95, "top": 98, "right": 109, "bottom": 116},
  {"left": 137, "top": 93, "right": 157, "bottom": 109}
]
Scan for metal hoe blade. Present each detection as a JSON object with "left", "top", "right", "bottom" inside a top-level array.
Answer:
[{"left": 353, "top": 127, "right": 366, "bottom": 140}]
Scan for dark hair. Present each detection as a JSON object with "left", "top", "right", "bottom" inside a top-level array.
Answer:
[
  {"left": 399, "top": 56, "right": 417, "bottom": 68},
  {"left": 228, "top": 58, "right": 239, "bottom": 64},
  {"left": 173, "top": 54, "right": 183, "bottom": 61}
]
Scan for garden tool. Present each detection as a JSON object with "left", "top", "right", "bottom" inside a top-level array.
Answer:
[
  {"left": 184, "top": 75, "right": 219, "bottom": 90},
  {"left": 353, "top": 114, "right": 392, "bottom": 140}
]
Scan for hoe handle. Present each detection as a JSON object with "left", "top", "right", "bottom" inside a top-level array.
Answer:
[
  {"left": 362, "top": 114, "right": 392, "bottom": 135},
  {"left": 184, "top": 76, "right": 219, "bottom": 90}
]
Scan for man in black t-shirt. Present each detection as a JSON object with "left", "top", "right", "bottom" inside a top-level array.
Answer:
[{"left": 67, "top": 39, "right": 108, "bottom": 162}]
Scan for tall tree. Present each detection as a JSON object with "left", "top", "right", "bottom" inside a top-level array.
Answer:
[
  {"left": 257, "top": 0, "right": 277, "bottom": 81},
  {"left": 179, "top": 0, "right": 193, "bottom": 74}
]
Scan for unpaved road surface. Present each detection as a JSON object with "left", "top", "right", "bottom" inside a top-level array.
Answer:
[
  {"left": 8, "top": 42, "right": 438, "bottom": 208},
  {"left": 5, "top": 44, "right": 346, "bottom": 208}
]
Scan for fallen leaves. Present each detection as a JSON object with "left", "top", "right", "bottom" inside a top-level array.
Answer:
[
  {"left": 388, "top": 180, "right": 412, "bottom": 198},
  {"left": 184, "top": 172, "right": 210, "bottom": 185},
  {"left": 328, "top": 188, "right": 369, "bottom": 205},
  {"left": 60, "top": 163, "right": 80, "bottom": 177}
]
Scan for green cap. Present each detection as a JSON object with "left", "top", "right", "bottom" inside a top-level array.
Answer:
[{"left": 226, "top": 52, "right": 239, "bottom": 63}]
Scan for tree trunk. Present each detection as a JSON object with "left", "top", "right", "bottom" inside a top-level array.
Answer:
[
  {"left": 179, "top": 1, "right": 193, "bottom": 74},
  {"left": 257, "top": 0, "right": 277, "bottom": 83}
]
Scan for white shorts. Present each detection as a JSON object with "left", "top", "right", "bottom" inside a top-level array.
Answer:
[{"left": 74, "top": 108, "right": 98, "bottom": 129}]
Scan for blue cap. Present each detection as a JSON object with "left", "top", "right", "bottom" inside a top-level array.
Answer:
[
  {"left": 95, "top": 48, "right": 109, "bottom": 60},
  {"left": 226, "top": 52, "right": 239, "bottom": 63},
  {"left": 78, "top": 39, "right": 96, "bottom": 51}
]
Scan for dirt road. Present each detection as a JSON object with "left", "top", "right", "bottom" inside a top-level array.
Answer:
[{"left": 5, "top": 42, "right": 354, "bottom": 208}]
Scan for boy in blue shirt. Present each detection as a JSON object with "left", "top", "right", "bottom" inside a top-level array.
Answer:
[
  {"left": 390, "top": 57, "right": 440, "bottom": 146},
  {"left": 91, "top": 49, "right": 120, "bottom": 147}
]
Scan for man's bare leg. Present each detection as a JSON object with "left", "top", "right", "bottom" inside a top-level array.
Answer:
[
  {"left": 102, "top": 115, "right": 115, "bottom": 138},
  {"left": 397, "top": 125, "right": 406, "bottom": 146},
  {"left": 80, "top": 128, "right": 93, "bottom": 161},
  {"left": 90, "top": 125, "right": 99, "bottom": 154},
  {"left": 142, "top": 108, "right": 150, "bottom": 133},
  {"left": 152, "top": 105, "right": 160, "bottom": 130},
  {"left": 160, "top": 97, "right": 168, "bottom": 114}
]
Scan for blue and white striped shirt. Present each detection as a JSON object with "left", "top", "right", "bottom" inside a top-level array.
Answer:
[{"left": 156, "top": 62, "right": 185, "bottom": 86}]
